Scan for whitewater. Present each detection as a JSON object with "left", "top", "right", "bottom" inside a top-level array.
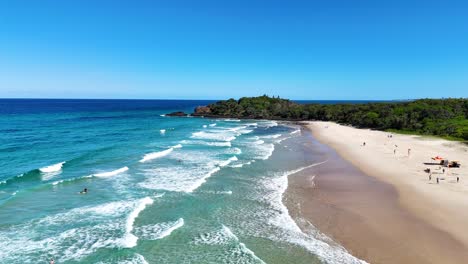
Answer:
[{"left": 0, "top": 99, "right": 364, "bottom": 263}]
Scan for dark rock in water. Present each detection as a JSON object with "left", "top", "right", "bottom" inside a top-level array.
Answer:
[
  {"left": 166, "top": 111, "right": 189, "bottom": 117},
  {"left": 192, "top": 106, "right": 212, "bottom": 116}
]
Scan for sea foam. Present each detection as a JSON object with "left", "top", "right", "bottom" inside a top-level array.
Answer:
[
  {"left": 254, "top": 161, "right": 367, "bottom": 263},
  {"left": 193, "top": 225, "right": 266, "bottom": 263},
  {"left": 39, "top": 161, "right": 65, "bottom": 173},
  {"left": 121, "top": 197, "right": 154, "bottom": 248},
  {"left": 139, "top": 144, "right": 182, "bottom": 163},
  {"left": 94, "top": 166, "right": 129, "bottom": 178},
  {"left": 135, "top": 218, "right": 184, "bottom": 240}
]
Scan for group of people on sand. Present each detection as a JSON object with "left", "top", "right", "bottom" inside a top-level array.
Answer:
[
  {"left": 426, "top": 167, "right": 460, "bottom": 184},
  {"left": 364, "top": 135, "right": 412, "bottom": 158}
]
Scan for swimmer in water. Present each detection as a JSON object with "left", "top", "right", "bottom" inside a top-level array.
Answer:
[{"left": 79, "top": 188, "right": 88, "bottom": 194}]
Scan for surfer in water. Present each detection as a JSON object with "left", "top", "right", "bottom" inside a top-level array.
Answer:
[{"left": 79, "top": 188, "right": 88, "bottom": 194}]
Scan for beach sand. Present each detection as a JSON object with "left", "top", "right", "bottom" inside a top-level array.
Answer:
[{"left": 285, "top": 122, "right": 468, "bottom": 264}]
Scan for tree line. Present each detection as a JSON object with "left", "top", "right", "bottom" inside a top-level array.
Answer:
[{"left": 194, "top": 95, "right": 468, "bottom": 140}]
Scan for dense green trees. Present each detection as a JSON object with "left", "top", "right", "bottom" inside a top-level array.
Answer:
[{"left": 194, "top": 96, "right": 468, "bottom": 140}]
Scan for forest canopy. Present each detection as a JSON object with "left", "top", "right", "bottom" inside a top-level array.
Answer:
[{"left": 193, "top": 96, "right": 468, "bottom": 140}]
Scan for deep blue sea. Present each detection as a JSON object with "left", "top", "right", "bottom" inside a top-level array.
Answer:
[{"left": 0, "top": 99, "right": 364, "bottom": 264}]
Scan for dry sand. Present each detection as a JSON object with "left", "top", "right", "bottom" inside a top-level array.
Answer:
[{"left": 286, "top": 122, "right": 468, "bottom": 264}]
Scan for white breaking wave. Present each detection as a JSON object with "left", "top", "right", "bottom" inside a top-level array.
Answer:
[
  {"left": 140, "top": 149, "right": 173, "bottom": 163},
  {"left": 203, "top": 190, "right": 233, "bottom": 195},
  {"left": 260, "top": 134, "right": 282, "bottom": 139},
  {"left": 189, "top": 156, "right": 237, "bottom": 192},
  {"left": 207, "top": 141, "right": 232, "bottom": 147},
  {"left": 94, "top": 167, "right": 129, "bottom": 178},
  {"left": 139, "top": 144, "right": 182, "bottom": 163},
  {"left": 258, "top": 143, "right": 275, "bottom": 160},
  {"left": 111, "top": 253, "right": 149, "bottom": 264},
  {"left": 253, "top": 140, "right": 265, "bottom": 145},
  {"left": 160, "top": 129, "right": 166, "bottom": 134},
  {"left": 217, "top": 156, "right": 238, "bottom": 167},
  {"left": 39, "top": 161, "right": 65, "bottom": 173},
  {"left": 193, "top": 225, "right": 266, "bottom": 263},
  {"left": 228, "top": 125, "right": 247, "bottom": 132},
  {"left": 237, "top": 129, "right": 253, "bottom": 134},
  {"left": 191, "top": 131, "right": 236, "bottom": 142},
  {"left": 256, "top": 121, "right": 278, "bottom": 128},
  {"left": 254, "top": 161, "right": 366, "bottom": 264},
  {"left": 181, "top": 140, "right": 231, "bottom": 147},
  {"left": 227, "top": 147, "right": 242, "bottom": 155},
  {"left": 135, "top": 218, "right": 184, "bottom": 240},
  {"left": 160, "top": 114, "right": 166, "bottom": 117},
  {"left": 188, "top": 167, "right": 221, "bottom": 193},
  {"left": 209, "top": 123, "right": 217, "bottom": 127},
  {"left": 276, "top": 136, "right": 292, "bottom": 144},
  {"left": 290, "top": 129, "right": 300, "bottom": 135},
  {"left": 130, "top": 254, "right": 149, "bottom": 264},
  {"left": 0, "top": 198, "right": 161, "bottom": 263},
  {"left": 121, "top": 197, "right": 154, "bottom": 248},
  {"left": 193, "top": 225, "right": 238, "bottom": 245},
  {"left": 139, "top": 149, "right": 226, "bottom": 193},
  {"left": 203, "top": 125, "right": 207, "bottom": 128},
  {"left": 230, "top": 160, "right": 253, "bottom": 168},
  {"left": 223, "top": 119, "right": 241, "bottom": 122}
]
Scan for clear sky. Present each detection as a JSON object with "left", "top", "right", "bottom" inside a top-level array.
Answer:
[{"left": 0, "top": 0, "right": 467, "bottom": 100}]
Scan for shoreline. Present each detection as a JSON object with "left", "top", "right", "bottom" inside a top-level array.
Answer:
[{"left": 285, "top": 123, "right": 468, "bottom": 263}]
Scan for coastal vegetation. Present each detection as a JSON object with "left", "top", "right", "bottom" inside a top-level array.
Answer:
[{"left": 193, "top": 96, "right": 468, "bottom": 140}]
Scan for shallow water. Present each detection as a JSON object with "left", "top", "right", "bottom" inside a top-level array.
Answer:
[{"left": 0, "top": 99, "right": 363, "bottom": 263}]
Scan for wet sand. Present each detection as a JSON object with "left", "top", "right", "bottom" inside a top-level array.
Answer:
[{"left": 285, "top": 129, "right": 468, "bottom": 264}]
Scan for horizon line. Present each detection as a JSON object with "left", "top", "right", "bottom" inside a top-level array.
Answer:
[{"left": 0, "top": 97, "right": 424, "bottom": 101}]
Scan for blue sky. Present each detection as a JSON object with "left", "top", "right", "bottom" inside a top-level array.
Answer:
[{"left": 0, "top": 0, "right": 467, "bottom": 100}]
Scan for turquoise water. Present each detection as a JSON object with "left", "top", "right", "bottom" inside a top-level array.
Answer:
[{"left": 0, "top": 100, "right": 363, "bottom": 264}]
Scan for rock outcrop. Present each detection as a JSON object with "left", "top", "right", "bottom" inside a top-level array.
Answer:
[
  {"left": 192, "top": 106, "right": 212, "bottom": 116},
  {"left": 166, "top": 111, "right": 189, "bottom": 117}
]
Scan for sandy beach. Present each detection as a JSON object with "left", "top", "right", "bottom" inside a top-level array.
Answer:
[{"left": 286, "top": 122, "right": 468, "bottom": 264}]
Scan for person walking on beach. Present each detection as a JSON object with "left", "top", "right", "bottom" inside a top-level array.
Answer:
[
  {"left": 394, "top": 149, "right": 396, "bottom": 155},
  {"left": 457, "top": 176, "right": 459, "bottom": 183},
  {"left": 363, "top": 142, "right": 366, "bottom": 146},
  {"left": 429, "top": 173, "right": 432, "bottom": 181},
  {"left": 408, "top": 148, "right": 411, "bottom": 157},
  {"left": 437, "top": 177, "right": 439, "bottom": 184}
]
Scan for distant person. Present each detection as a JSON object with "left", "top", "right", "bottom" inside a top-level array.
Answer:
[
  {"left": 50, "top": 259, "right": 55, "bottom": 264},
  {"left": 429, "top": 173, "right": 432, "bottom": 181},
  {"left": 79, "top": 188, "right": 88, "bottom": 194},
  {"left": 363, "top": 142, "right": 366, "bottom": 146},
  {"left": 408, "top": 148, "right": 411, "bottom": 157},
  {"left": 437, "top": 177, "right": 439, "bottom": 184},
  {"left": 443, "top": 168, "right": 445, "bottom": 174},
  {"left": 457, "top": 177, "right": 459, "bottom": 183},
  {"left": 394, "top": 149, "right": 396, "bottom": 155}
]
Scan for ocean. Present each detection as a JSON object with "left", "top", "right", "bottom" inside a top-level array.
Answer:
[{"left": 0, "top": 99, "right": 363, "bottom": 264}]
